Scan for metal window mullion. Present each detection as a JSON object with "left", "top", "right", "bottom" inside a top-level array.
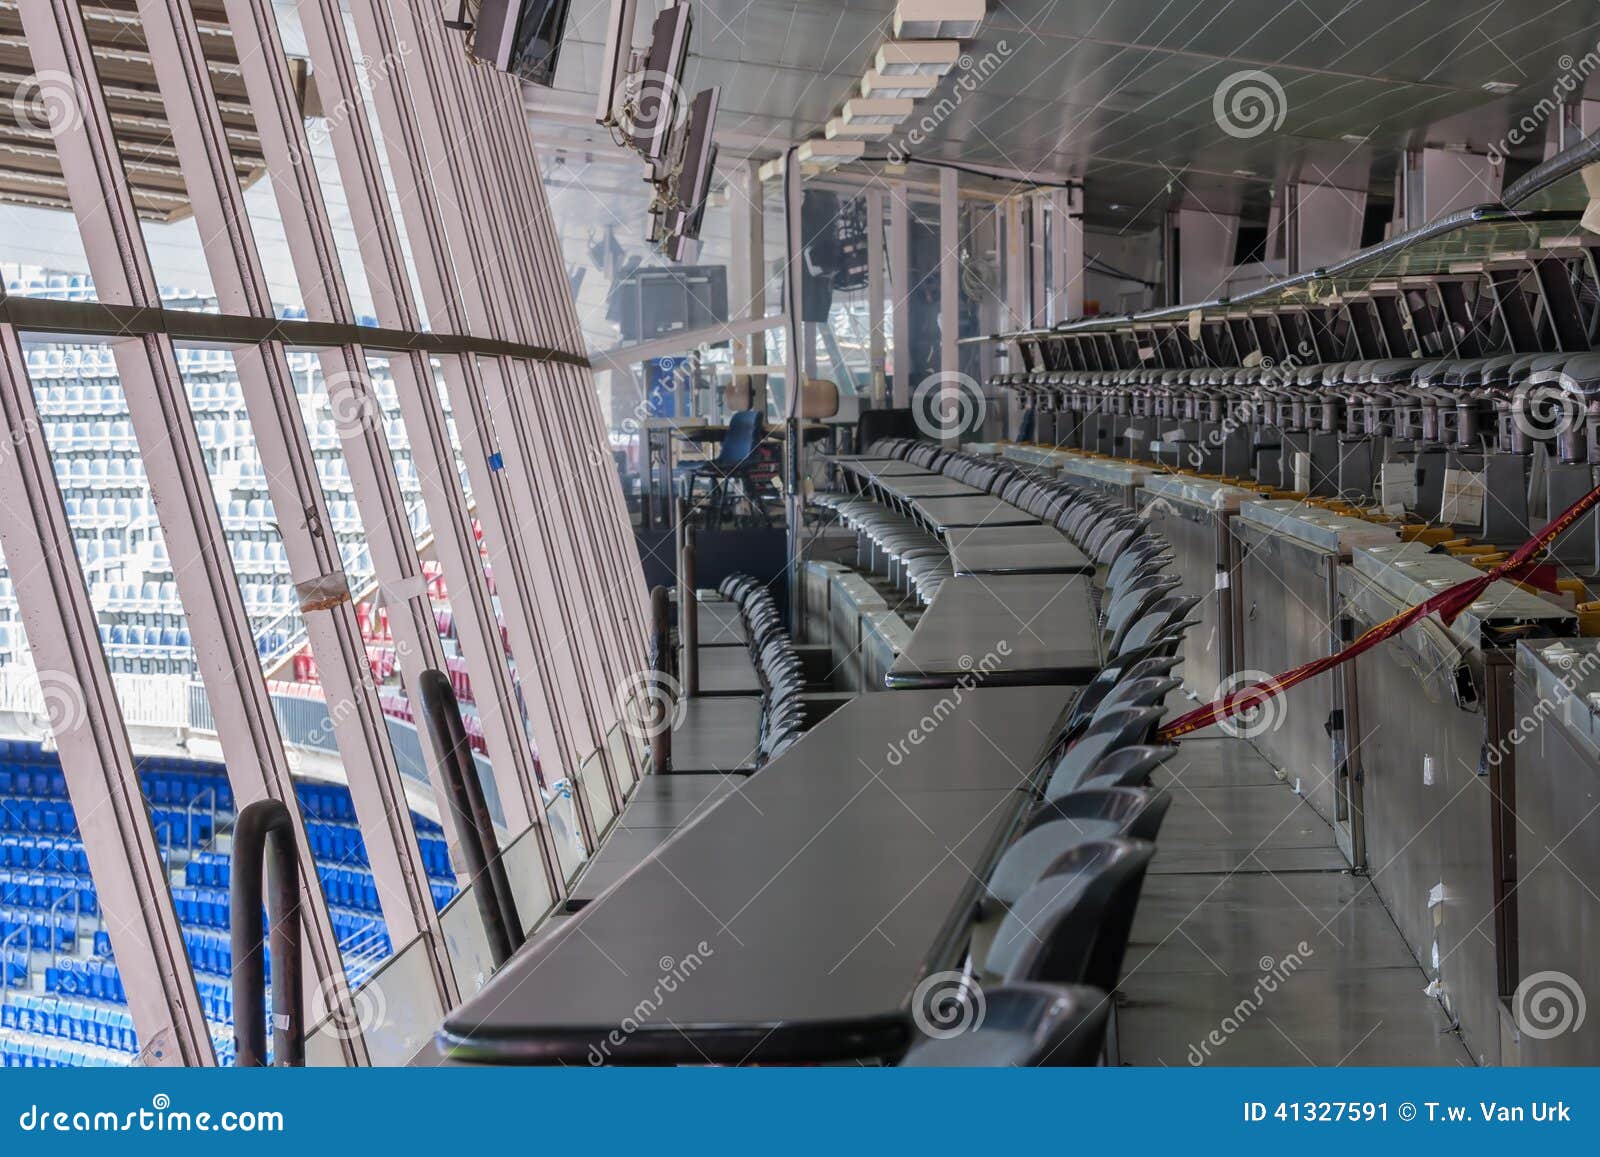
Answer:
[
  {"left": 476, "top": 355, "right": 622, "bottom": 815},
  {"left": 446, "top": 354, "right": 601, "bottom": 851},
  {"left": 218, "top": 0, "right": 545, "bottom": 872},
  {"left": 411, "top": 21, "right": 630, "bottom": 775},
  {"left": 136, "top": 0, "right": 456, "bottom": 1006},
  {"left": 489, "top": 98, "right": 651, "bottom": 686},
  {"left": 344, "top": 0, "right": 602, "bottom": 805},
  {"left": 0, "top": 320, "right": 213, "bottom": 1066},
  {"left": 472, "top": 73, "right": 649, "bottom": 760},
  {"left": 289, "top": 0, "right": 561, "bottom": 880},
  {"left": 322, "top": 0, "right": 590, "bottom": 849},
  {"left": 378, "top": 7, "right": 620, "bottom": 804},
  {"left": 16, "top": 0, "right": 365, "bottom": 1062}
]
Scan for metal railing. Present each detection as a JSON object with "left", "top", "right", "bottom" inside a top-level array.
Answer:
[{"left": 230, "top": 799, "right": 304, "bottom": 1067}]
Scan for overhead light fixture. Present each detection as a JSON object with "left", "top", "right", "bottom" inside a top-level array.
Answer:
[
  {"left": 1340, "top": 132, "right": 1369, "bottom": 144},
  {"left": 1482, "top": 80, "right": 1518, "bottom": 95},
  {"left": 893, "top": 0, "right": 984, "bottom": 39},
  {"left": 798, "top": 138, "right": 865, "bottom": 171},
  {"left": 874, "top": 40, "right": 961, "bottom": 77},
  {"left": 826, "top": 117, "right": 894, "bottom": 139},
  {"left": 860, "top": 69, "right": 939, "bottom": 99},
  {"left": 841, "top": 97, "right": 916, "bottom": 126},
  {"left": 1232, "top": 168, "right": 1256, "bottom": 177}
]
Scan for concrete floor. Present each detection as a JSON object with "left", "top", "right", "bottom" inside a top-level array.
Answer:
[{"left": 1117, "top": 734, "right": 1472, "bottom": 1067}]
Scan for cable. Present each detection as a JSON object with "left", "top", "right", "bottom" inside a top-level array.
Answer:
[{"left": 856, "top": 153, "right": 1082, "bottom": 191}]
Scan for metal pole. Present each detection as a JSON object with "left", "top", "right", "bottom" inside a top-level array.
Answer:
[
  {"left": 231, "top": 800, "right": 304, "bottom": 1068},
  {"left": 418, "top": 671, "right": 523, "bottom": 967},
  {"left": 649, "top": 586, "right": 672, "bottom": 773},
  {"left": 683, "top": 530, "right": 700, "bottom": 698}
]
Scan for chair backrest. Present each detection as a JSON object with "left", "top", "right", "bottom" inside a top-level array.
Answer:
[
  {"left": 898, "top": 982, "right": 1110, "bottom": 1067},
  {"left": 1026, "top": 785, "right": 1172, "bottom": 843},
  {"left": 1075, "top": 744, "right": 1179, "bottom": 789},
  {"left": 1044, "top": 706, "right": 1166, "bottom": 798},
  {"left": 987, "top": 837, "right": 1156, "bottom": 992},
  {"left": 717, "top": 410, "right": 764, "bottom": 466}
]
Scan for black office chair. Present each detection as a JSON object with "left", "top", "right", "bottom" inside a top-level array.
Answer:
[
  {"left": 683, "top": 409, "right": 773, "bottom": 527},
  {"left": 898, "top": 982, "right": 1110, "bottom": 1067},
  {"left": 984, "top": 837, "right": 1156, "bottom": 994}
]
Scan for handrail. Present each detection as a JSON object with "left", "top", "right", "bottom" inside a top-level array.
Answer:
[
  {"left": 682, "top": 527, "right": 700, "bottom": 698},
  {"left": 231, "top": 799, "right": 305, "bottom": 1067},
  {"left": 185, "top": 787, "right": 217, "bottom": 854},
  {"left": 649, "top": 585, "right": 672, "bottom": 773},
  {"left": 48, "top": 890, "right": 80, "bottom": 954},
  {"left": 417, "top": 668, "right": 522, "bottom": 967},
  {"left": 1, "top": 925, "right": 28, "bottom": 989}
]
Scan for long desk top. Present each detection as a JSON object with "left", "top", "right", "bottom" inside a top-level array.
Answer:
[
  {"left": 690, "top": 645, "right": 762, "bottom": 696},
  {"left": 886, "top": 574, "right": 1101, "bottom": 689},
  {"left": 874, "top": 476, "right": 986, "bottom": 501},
  {"left": 907, "top": 495, "right": 1040, "bottom": 534},
  {"left": 945, "top": 524, "right": 1094, "bottom": 576},
  {"left": 833, "top": 457, "right": 938, "bottom": 482},
  {"left": 437, "top": 684, "right": 1075, "bottom": 1065},
  {"left": 691, "top": 599, "right": 747, "bottom": 646},
  {"left": 667, "top": 696, "right": 762, "bottom": 774}
]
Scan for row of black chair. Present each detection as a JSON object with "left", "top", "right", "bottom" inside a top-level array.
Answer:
[
  {"left": 717, "top": 575, "right": 807, "bottom": 761},
  {"left": 871, "top": 440, "right": 1199, "bottom": 1065}
]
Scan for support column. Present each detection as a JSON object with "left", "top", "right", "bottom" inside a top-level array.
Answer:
[
  {"left": 1030, "top": 193, "right": 1048, "bottom": 328},
  {"left": 1174, "top": 207, "right": 1240, "bottom": 304},
  {"left": 867, "top": 189, "right": 887, "bottom": 407},
  {"left": 1052, "top": 186, "right": 1085, "bottom": 323},
  {"left": 729, "top": 158, "right": 768, "bottom": 411},
  {"left": 939, "top": 166, "right": 960, "bottom": 444},
  {"left": 890, "top": 180, "right": 913, "bottom": 407},
  {"left": 1285, "top": 181, "right": 1367, "bottom": 273},
  {"left": 1396, "top": 149, "right": 1499, "bottom": 233}
]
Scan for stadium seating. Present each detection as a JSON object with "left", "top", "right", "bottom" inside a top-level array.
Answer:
[{"left": 0, "top": 739, "right": 457, "bottom": 1068}]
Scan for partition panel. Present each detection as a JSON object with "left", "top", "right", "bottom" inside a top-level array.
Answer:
[
  {"left": 219, "top": 0, "right": 558, "bottom": 910},
  {"left": 134, "top": 0, "right": 456, "bottom": 1009},
  {"left": 0, "top": 322, "right": 214, "bottom": 1065},
  {"left": 16, "top": 0, "right": 366, "bottom": 1062},
  {"left": 286, "top": 0, "right": 568, "bottom": 881}
]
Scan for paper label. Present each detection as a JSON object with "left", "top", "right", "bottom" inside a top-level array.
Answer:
[
  {"left": 1440, "top": 467, "right": 1486, "bottom": 526},
  {"left": 1379, "top": 460, "right": 1417, "bottom": 514}
]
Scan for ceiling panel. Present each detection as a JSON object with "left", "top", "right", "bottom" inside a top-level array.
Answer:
[{"left": 532, "top": 0, "right": 1600, "bottom": 231}]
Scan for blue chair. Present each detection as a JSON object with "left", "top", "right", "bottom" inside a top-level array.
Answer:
[{"left": 682, "top": 410, "right": 773, "bottom": 527}]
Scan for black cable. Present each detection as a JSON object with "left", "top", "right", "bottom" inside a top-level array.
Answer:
[
  {"left": 857, "top": 153, "right": 1082, "bottom": 191},
  {"left": 1086, "top": 258, "right": 1157, "bottom": 289}
]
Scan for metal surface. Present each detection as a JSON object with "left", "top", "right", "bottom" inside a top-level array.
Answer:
[
  {"left": 1235, "top": 509, "right": 1382, "bottom": 853},
  {"left": 1139, "top": 483, "right": 1247, "bottom": 694},
  {"left": 1341, "top": 550, "right": 1573, "bottom": 1066},
  {"left": 1507, "top": 639, "right": 1600, "bottom": 1064}
]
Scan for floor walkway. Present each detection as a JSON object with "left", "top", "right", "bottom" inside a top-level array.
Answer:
[{"left": 1118, "top": 733, "right": 1472, "bottom": 1066}]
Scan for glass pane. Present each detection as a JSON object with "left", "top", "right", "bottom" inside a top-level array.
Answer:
[{"left": 1, "top": 22, "right": 95, "bottom": 302}]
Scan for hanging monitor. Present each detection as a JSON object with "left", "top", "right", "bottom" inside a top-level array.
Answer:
[{"left": 471, "top": 0, "right": 575, "bottom": 87}]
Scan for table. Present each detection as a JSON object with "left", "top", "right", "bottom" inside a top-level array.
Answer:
[
  {"left": 691, "top": 599, "right": 747, "bottom": 646},
  {"left": 945, "top": 524, "right": 1095, "bottom": 576},
  {"left": 833, "top": 457, "right": 936, "bottom": 481},
  {"left": 885, "top": 574, "right": 1102, "bottom": 689},
  {"left": 874, "top": 476, "right": 986, "bottom": 502},
  {"left": 567, "top": 774, "right": 741, "bottom": 903},
  {"left": 437, "top": 685, "right": 1076, "bottom": 1065},
  {"left": 666, "top": 697, "right": 762, "bottom": 774},
  {"left": 907, "top": 495, "right": 1040, "bottom": 534},
  {"left": 690, "top": 645, "right": 762, "bottom": 695}
]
